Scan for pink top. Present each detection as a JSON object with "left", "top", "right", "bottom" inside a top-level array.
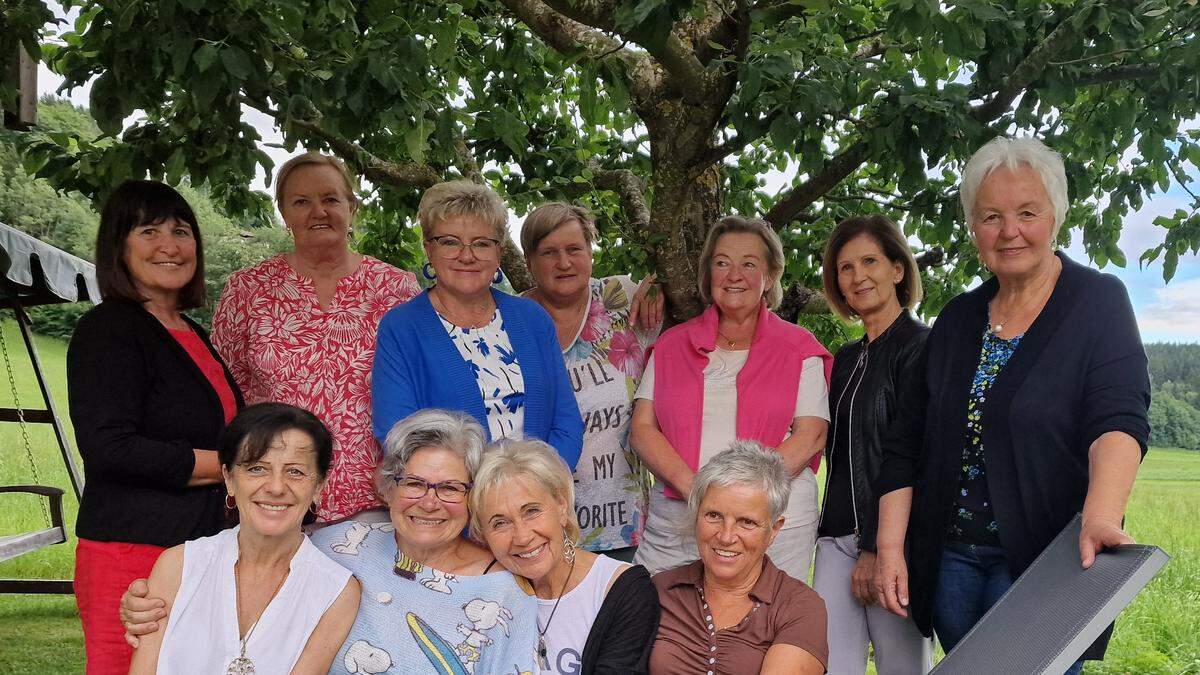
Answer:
[
  {"left": 168, "top": 328, "right": 238, "bottom": 424},
  {"left": 651, "top": 301, "right": 833, "bottom": 499},
  {"left": 211, "top": 254, "right": 420, "bottom": 521}
]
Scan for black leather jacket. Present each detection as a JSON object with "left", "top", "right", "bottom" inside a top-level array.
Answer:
[{"left": 818, "top": 311, "right": 928, "bottom": 552}]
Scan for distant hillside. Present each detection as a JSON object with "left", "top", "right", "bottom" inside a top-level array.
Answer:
[{"left": 1146, "top": 343, "right": 1200, "bottom": 451}]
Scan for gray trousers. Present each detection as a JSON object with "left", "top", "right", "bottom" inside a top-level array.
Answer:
[{"left": 813, "top": 534, "right": 932, "bottom": 675}]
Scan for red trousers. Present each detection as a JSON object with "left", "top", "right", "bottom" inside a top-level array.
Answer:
[{"left": 74, "top": 538, "right": 164, "bottom": 675}]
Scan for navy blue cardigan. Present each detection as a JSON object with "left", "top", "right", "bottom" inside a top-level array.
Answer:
[
  {"left": 876, "top": 253, "right": 1150, "bottom": 659},
  {"left": 371, "top": 288, "right": 583, "bottom": 468}
]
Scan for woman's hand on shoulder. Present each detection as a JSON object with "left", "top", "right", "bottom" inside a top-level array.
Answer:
[
  {"left": 121, "top": 577, "right": 166, "bottom": 648},
  {"left": 629, "top": 273, "right": 664, "bottom": 331}
]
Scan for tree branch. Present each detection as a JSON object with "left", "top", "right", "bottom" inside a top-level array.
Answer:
[
  {"left": 970, "top": 8, "right": 1088, "bottom": 122},
  {"left": 538, "top": 0, "right": 712, "bottom": 98},
  {"left": 498, "top": 0, "right": 660, "bottom": 104},
  {"left": 763, "top": 140, "right": 872, "bottom": 227},
  {"left": 589, "top": 161, "right": 651, "bottom": 229},
  {"left": 1072, "top": 63, "right": 1162, "bottom": 87},
  {"left": 777, "top": 283, "right": 828, "bottom": 321}
]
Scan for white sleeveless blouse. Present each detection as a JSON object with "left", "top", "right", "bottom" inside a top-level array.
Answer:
[{"left": 156, "top": 526, "right": 352, "bottom": 674}]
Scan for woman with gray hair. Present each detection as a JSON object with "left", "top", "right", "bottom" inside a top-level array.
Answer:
[
  {"left": 650, "top": 441, "right": 828, "bottom": 674},
  {"left": 631, "top": 216, "right": 833, "bottom": 578},
  {"left": 372, "top": 182, "right": 583, "bottom": 471},
  {"left": 122, "top": 409, "right": 540, "bottom": 674},
  {"left": 470, "top": 439, "right": 660, "bottom": 674},
  {"left": 312, "top": 409, "right": 538, "bottom": 674},
  {"left": 874, "top": 136, "right": 1150, "bottom": 671}
]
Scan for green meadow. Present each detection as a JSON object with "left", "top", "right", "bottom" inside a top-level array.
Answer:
[{"left": 0, "top": 320, "right": 1197, "bottom": 673}]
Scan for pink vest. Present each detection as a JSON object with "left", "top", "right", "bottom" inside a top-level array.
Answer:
[{"left": 652, "top": 302, "right": 833, "bottom": 499}]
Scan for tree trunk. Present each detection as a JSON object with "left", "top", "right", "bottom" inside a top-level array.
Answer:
[{"left": 645, "top": 101, "right": 725, "bottom": 323}]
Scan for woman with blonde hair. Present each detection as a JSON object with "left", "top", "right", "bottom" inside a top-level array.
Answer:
[
  {"left": 471, "top": 439, "right": 659, "bottom": 674},
  {"left": 212, "top": 151, "right": 420, "bottom": 523},
  {"left": 372, "top": 181, "right": 583, "bottom": 469}
]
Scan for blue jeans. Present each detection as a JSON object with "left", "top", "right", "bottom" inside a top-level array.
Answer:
[{"left": 934, "top": 541, "right": 1084, "bottom": 674}]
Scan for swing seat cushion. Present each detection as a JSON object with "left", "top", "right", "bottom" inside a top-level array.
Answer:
[{"left": 0, "top": 485, "right": 67, "bottom": 562}]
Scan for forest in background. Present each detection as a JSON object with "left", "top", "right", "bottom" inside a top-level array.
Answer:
[{"left": 3, "top": 97, "right": 1198, "bottom": 451}]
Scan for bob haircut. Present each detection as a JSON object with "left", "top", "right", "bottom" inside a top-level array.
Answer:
[
  {"left": 375, "top": 409, "right": 487, "bottom": 498},
  {"left": 468, "top": 439, "right": 580, "bottom": 546},
  {"left": 821, "top": 214, "right": 923, "bottom": 320},
  {"left": 520, "top": 202, "right": 599, "bottom": 256},
  {"left": 217, "top": 402, "right": 334, "bottom": 480},
  {"left": 687, "top": 440, "right": 791, "bottom": 527},
  {"left": 417, "top": 180, "right": 509, "bottom": 242},
  {"left": 95, "top": 180, "right": 206, "bottom": 309},
  {"left": 697, "top": 215, "right": 786, "bottom": 310},
  {"left": 274, "top": 151, "right": 359, "bottom": 212},
  {"left": 960, "top": 136, "right": 1069, "bottom": 237}
]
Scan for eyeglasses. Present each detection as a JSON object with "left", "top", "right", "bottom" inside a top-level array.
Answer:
[
  {"left": 426, "top": 235, "right": 502, "bottom": 260},
  {"left": 393, "top": 476, "right": 472, "bottom": 503}
]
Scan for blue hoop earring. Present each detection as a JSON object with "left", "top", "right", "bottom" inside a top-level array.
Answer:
[
  {"left": 422, "top": 263, "right": 437, "bottom": 281},
  {"left": 493, "top": 268, "right": 504, "bottom": 285}
]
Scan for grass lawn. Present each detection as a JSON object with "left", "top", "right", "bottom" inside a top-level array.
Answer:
[{"left": 1, "top": 320, "right": 1197, "bottom": 672}]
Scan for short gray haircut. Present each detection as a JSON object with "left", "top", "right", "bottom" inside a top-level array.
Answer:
[
  {"left": 687, "top": 441, "right": 791, "bottom": 526},
  {"left": 697, "top": 216, "right": 786, "bottom": 310},
  {"left": 468, "top": 439, "right": 580, "bottom": 545},
  {"left": 960, "top": 137, "right": 1069, "bottom": 237},
  {"left": 417, "top": 180, "right": 509, "bottom": 242},
  {"left": 375, "top": 409, "right": 486, "bottom": 498}
]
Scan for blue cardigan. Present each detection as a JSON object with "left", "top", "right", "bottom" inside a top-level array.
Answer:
[{"left": 372, "top": 288, "right": 583, "bottom": 468}]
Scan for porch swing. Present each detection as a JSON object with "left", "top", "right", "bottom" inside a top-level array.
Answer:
[{"left": 0, "top": 221, "right": 96, "bottom": 594}]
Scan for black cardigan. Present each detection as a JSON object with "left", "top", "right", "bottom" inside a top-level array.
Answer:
[
  {"left": 876, "top": 253, "right": 1150, "bottom": 660},
  {"left": 67, "top": 299, "right": 243, "bottom": 547},
  {"left": 579, "top": 564, "right": 660, "bottom": 674}
]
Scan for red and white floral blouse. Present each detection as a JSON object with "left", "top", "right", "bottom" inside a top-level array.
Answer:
[{"left": 211, "top": 254, "right": 420, "bottom": 521}]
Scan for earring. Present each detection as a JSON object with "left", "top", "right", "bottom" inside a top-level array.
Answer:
[
  {"left": 422, "top": 263, "right": 437, "bottom": 281},
  {"left": 225, "top": 494, "right": 236, "bottom": 510},
  {"left": 561, "top": 525, "right": 577, "bottom": 565},
  {"left": 493, "top": 268, "right": 504, "bottom": 285}
]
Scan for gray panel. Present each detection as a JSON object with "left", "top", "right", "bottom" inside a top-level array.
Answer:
[{"left": 932, "top": 514, "right": 1169, "bottom": 675}]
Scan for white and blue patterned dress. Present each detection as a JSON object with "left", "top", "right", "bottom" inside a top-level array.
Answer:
[{"left": 438, "top": 308, "right": 526, "bottom": 441}]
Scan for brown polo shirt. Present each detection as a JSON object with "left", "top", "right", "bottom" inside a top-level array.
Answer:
[{"left": 649, "top": 556, "right": 828, "bottom": 674}]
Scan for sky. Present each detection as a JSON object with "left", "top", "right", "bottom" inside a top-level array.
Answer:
[{"left": 34, "top": 51, "right": 1200, "bottom": 344}]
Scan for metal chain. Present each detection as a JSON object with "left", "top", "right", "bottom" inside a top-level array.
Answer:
[{"left": 0, "top": 313, "right": 51, "bottom": 526}]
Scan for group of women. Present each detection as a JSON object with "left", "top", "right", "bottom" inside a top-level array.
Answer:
[{"left": 66, "top": 135, "right": 1148, "bottom": 674}]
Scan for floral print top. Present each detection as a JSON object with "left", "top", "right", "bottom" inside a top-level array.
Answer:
[
  {"left": 531, "top": 276, "right": 659, "bottom": 552},
  {"left": 211, "top": 255, "right": 420, "bottom": 522},
  {"left": 951, "top": 328, "right": 1023, "bottom": 546},
  {"left": 437, "top": 308, "right": 526, "bottom": 441}
]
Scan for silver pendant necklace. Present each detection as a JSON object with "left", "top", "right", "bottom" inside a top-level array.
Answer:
[{"left": 227, "top": 560, "right": 289, "bottom": 674}]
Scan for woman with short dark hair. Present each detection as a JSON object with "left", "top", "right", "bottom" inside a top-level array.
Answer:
[
  {"left": 128, "top": 403, "right": 360, "bottom": 674},
  {"left": 68, "top": 180, "right": 243, "bottom": 674}
]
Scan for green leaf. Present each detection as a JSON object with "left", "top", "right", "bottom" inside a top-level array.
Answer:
[
  {"left": 219, "top": 46, "right": 253, "bottom": 81},
  {"left": 405, "top": 120, "right": 428, "bottom": 164},
  {"left": 194, "top": 44, "right": 219, "bottom": 72},
  {"left": 165, "top": 147, "right": 187, "bottom": 185}
]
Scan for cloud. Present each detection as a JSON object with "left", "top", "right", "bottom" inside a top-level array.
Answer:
[{"left": 1136, "top": 278, "right": 1200, "bottom": 343}]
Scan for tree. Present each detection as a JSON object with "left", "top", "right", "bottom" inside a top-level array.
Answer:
[
  {"left": 1, "top": 96, "right": 290, "bottom": 337},
  {"left": 11, "top": 0, "right": 1200, "bottom": 325}
]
